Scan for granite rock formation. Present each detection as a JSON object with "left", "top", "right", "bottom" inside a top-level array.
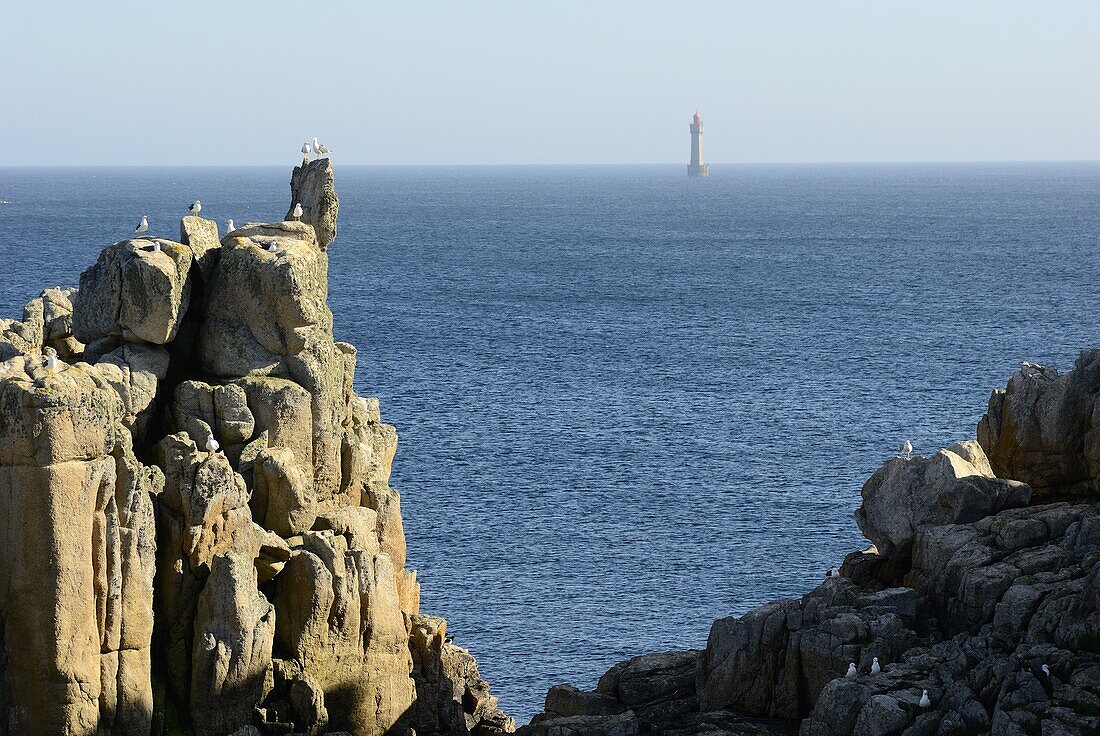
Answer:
[
  {"left": 0, "top": 158, "right": 512, "bottom": 736},
  {"left": 527, "top": 355, "right": 1100, "bottom": 736}
]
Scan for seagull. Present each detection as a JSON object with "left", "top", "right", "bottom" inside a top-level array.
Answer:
[
  {"left": 265, "top": 240, "right": 278, "bottom": 253},
  {"left": 301, "top": 142, "right": 312, "bottom": 160},
  {"left": 292, "top": 203, "right": 303, "bottom": 220},
  {"left": 152, "top": 241, "right": 162, "bottom": 253},
  {"left": 870, "top": 657, "right": 880, "bottom": 675},
  {"left": 189, "top": 200, "right": 202, "bottom": 215},
  {"left": 919, "top": 690, "right": 931, "bottom": 709},
  {"left": 205, "top": 432, "right": 220, "bottom": 454},
  {"left": 312, "top": 137, "right": 320, "bottom": 155},
  {"left": 45, "top": 349, "right": 58, "bottom": 372},
  {"left": 135, "top": 215, "right": 149, "bottom": 234},
  {"left": 826, "top": 568, "right": 841, "bottom": 579},
  {"left": 900, "top": 439, "right": 913, "bottom": 460},
  {"left": 316, "top": 142, "right": 330, "bottom": 156},
  {"left": 845, "top": 663, "right": 857, "bottom": 678},
  {"left": 1041, "top": 664, "right": 1051, "bottom": 677},
  {"left": 226, "top": 219, "right": 235, "bottom": 232}
]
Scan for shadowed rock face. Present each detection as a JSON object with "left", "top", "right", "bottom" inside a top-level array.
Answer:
[
  {"left": 0, "top": 164, "right": 510, "bottom": 736},
  {"left": 979, "top": 350, "right": 1100, "bottom": 500},
  {"left": 528, "top": 365, "right": 1100, "bottom": 735}
]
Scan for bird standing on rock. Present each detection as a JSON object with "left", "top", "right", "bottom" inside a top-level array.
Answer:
[
  {"left": 301, "top": 142, "right": 312, "bottom": 161},
  {"left": 45, "top": 349, "right": 59, "bottom": 373},
  {"left": 189, "top": 200, "right": 202, "bottom": 215},
  {"left": 826, "top": 568, "right": 841, "bottom": 579},
  {"left": 152, "top": 241, "right": 162, "bottom": 253},
  {"left": 205, "top": 432, "right": 220, "bottom": 454},
  {"left": 1042, "top": 664, "right": 1051, "bottom": 677},
  {"left": 226, "top": 219, "right": 235, "bottom": 232},
  {"left": 919, "top": 690, "right": 931, "bottom": 708},
  {"left": 870, "top": 657, "right": 880, "bottom": 675},
  {"left": 292, "top": 203, "right": 303, "bottom": 220},
  {"left": 316, "top": 142, "right": 330, "bottom": 156},
  {"left": 900, "top": 439, "right": 913, "bottom": 459},
  {"left": 845, "top": 663, "right": 857, "bottom": 678},
  {"left": 135, "top": 215, "right": 149, "bottom": 234}
]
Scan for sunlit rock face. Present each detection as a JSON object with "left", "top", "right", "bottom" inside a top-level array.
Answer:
[{"left": 0, "top": 160, "right": 512, "bottom": 736}]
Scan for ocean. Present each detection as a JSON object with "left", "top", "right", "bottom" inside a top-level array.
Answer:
[{"left": 1, "top": 163, "right": 1098, "bottom": 720}]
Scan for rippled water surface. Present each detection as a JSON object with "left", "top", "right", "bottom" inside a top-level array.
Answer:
[{"left": 1, "top": 163, "right": 1098, "bottom": 719}]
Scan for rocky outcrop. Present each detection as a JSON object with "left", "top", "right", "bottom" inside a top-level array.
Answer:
[
  {"left": 979, "top": 351, "right": 1100, "bottom": 500},
  {"left": 0, "top": 162, "right": 509, "bottom": 736},
  {"left": 531, "top": 353, "right": 1100, "bottom": 735},
  {"left": 854, "top": 440, "right": 1030, "bottom": 559},
  {"left": 287, "top": 157, "right": 339, "bottom": 248},
  {"left": 0, "top": 359, "right": 160, "bottom": 736}
]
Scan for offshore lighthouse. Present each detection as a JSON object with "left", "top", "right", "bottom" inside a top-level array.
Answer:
[{"left": 687, "top": 111, "right": 709, "bottom": 177}]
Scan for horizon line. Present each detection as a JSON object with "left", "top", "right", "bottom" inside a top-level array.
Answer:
[{"left": 2, "top": 158, "right": 1100, "bottom": 169}]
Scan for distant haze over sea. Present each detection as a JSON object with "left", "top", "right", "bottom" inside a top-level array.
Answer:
[{"left": 1, "top": 162, "right": 1098, "bottom": 718}]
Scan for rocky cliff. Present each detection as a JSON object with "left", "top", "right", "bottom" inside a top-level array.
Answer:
[
  {"left": 526, "top": 356, "right": 1100, "bottom": 736},
  {"left": 0, "top": 159, "right": 513, "bottom": 736}
]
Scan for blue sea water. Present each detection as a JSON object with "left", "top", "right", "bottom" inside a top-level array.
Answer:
[{"left": 1, "top": 163, "right": 1098, "bottom": 720}]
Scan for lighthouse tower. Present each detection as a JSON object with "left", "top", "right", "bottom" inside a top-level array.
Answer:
[{"left": 687, "top": 111, "right": 709, "bottom": 177}]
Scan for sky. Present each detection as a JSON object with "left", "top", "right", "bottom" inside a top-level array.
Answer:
[{"left": 1, "top": 1, "right": 1098, "bottom": 166}]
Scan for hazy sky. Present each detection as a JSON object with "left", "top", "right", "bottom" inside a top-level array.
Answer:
[{"left": 3, "top": 1, "right": 1098, "bottom": 165}]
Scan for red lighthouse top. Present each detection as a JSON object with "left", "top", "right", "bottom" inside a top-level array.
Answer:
[{"left": 693, "top": 111, "right": 701, "bottom": 125}]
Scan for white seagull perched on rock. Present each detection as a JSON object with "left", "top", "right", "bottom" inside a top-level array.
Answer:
[
  {"left": 919, "top": 690, "right": 931, "bottom": 709},
  {"left": 152, "top": 241, "right": 162, "bottom": 253},
  {"left": 189, "top": 200, "right": 202, "bottom": 215},
  {"left": 1042, "top": 664, "right": 1051, "bottom": 677},
  {"left": 135, "top": 215, "right": 149, "bottom": 234},
  {"left": 205, "top": 432, "right": 220, "bottom": 455},
  {"left": 292, "top": 203, "right": 303, "bottom": 220},
  {"left": 301, "top": 141, "right": 312, "bottom": 160},
  {"left": 316, "top": 141, "right": 330, "bottom": 156},
  {"left": 266, "top": 240, "right": 278, "bottom": 253},
  {"left": 845, "top": 663, "right": 857, "bottom": 678},
  {"left": 226, "top": 219, "right": 235, "bottom": 232},
  {"left": 45, "top": 348, "right": 59, "bottom": 372},
  {"left": 899, "top": 439, "right": 913, "bottom": 459},
  {"left": 870, "top": 657, "right": 881, "bottom": 675},
  {"left": 826, "top": 568, "right": 841, "bottom": 579}
]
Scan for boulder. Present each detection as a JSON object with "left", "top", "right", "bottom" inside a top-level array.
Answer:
[
  {"left": 0, "top": 287, "right": 81, "bottom": 360},
  {"left": 979, "top": 351, "right": 1100, "bottom": 499},
  {"left": 74, "top": 239, "right": 193, "bottom": 345},
  {"left": 854, "top": 440, "right": 1031, "bottom": 559},
  {"left": 252, "top": 447, "right": 316, "bottom": 537}
]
